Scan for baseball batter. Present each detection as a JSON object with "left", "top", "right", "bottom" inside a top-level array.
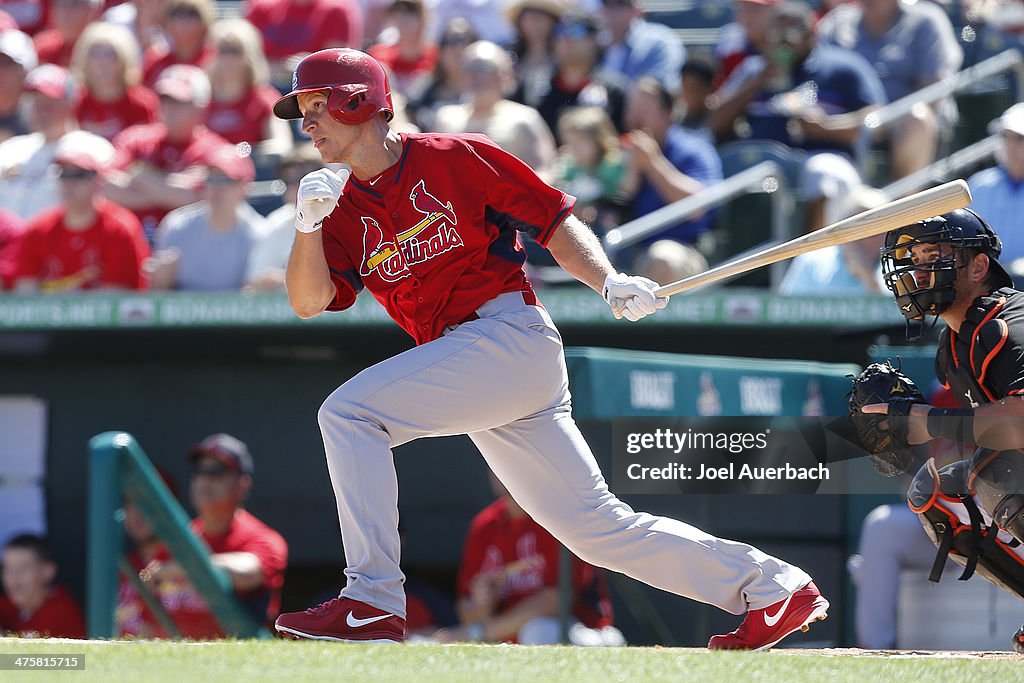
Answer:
[{"left": 271, "top": 48, "right": 828, "bottom": 649}]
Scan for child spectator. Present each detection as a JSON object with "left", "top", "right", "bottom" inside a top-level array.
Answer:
[
  {"left": 204, "top": 18, "right": 292, "bottom": 157},
  {"left": 368, "top": 0, "right": 437, "bottom": 95},
  {"left": 551, "top": 106, "right": 626, "bottom": 235},
  {"left": 71, "top": 22, "right": 160, "bottom": 141},
  {"left": 106, "top": 64, "right": 229, "bottom": 241},
  {"left": 142, "top": 0, "right": 214, "bottom": 86},
  {"left": 0, "top": 534, "right": 86, "bottom": 638},
  {"left": 149, "top": 145, "right": 267, "bottom": 291},
  {"left": 12, "top": 130, "right": 150, "bottom": 293},
  {"left": 677, "top": 53, "right": 717, "bottom": 143},
  {"left": 33, "top": 0, "right": 101, "bottom": 67},
  {"left": 0, "top": 28, "right": 37, "bottom": 143}
]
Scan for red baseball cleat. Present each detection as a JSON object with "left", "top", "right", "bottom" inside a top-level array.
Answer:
[
  {"left": 275, "top": 597, "right": 405, "bottom": 643},
  {"left": 707, "top": 581, "right": 829, "bottom": 651}
]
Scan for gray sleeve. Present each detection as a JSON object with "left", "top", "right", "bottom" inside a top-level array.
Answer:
[{"left": 154, "top": 209, "right": 186, "bottom": 253}]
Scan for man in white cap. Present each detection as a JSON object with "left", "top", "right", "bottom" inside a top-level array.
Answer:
[
  {"left": 11, "top": 129, "right": 150, "bottom": 292},
  {"left": 967, "top": 102, "right": 1024, "bottom": 273},
  {"left": 0, "top": 28, "right": 37, "bottom": 142},
  {"left": 0, "top": 63, "right": 77, "bottom": 220},
  {"left": 106, "top": 64, "right": 230, "bottom": 242}
]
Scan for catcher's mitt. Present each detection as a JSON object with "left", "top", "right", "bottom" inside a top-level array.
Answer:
[{"left": 848, "top": 360, "right": 926, "bottom": 476}]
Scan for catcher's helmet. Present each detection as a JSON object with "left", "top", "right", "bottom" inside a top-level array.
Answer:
[
  {"left": 881, "top": 208, "right": 1014, "bottom": 327},
  {"left": 273, "top": 48, "right": 394, "bottom": 125}
]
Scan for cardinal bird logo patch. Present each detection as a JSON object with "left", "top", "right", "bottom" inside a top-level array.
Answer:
[{"left": 358, "top": 179, "right": 464, "bottom": 282}]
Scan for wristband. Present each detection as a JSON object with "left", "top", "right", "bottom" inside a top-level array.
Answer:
[
  {"left": 295, "top": 218, "right": 323, "bottom": 234},
  {"left": 926, "top": 407, "right": 976, "bottom": 444}
]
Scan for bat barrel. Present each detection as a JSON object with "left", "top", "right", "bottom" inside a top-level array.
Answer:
[{"left": 653, "top": 179, "right": 973, "bottom": 298}]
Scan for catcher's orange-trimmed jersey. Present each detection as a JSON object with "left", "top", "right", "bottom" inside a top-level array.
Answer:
[{"left": 320, "top": 132, "right": 576, "bottom": 344}]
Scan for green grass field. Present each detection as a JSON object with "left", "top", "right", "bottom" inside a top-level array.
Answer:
[{"left": 0, "top": 639, "right": 1019, "bottom": 682}]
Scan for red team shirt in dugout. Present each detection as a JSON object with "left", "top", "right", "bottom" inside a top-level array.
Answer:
[{"left": 322, "top": 133, "right": 576, "bottom": 345}]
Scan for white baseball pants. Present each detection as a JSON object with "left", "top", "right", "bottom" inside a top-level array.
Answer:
[{"left": 317, "top": 292, "right": 812, "bottom": 618}]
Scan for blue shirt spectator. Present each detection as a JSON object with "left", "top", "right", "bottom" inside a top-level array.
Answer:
[
  {"left": 599, "top": 0, "right": 685, "bottom": 93},
  {"left": 633, "top": 125, "right": 722, "bottom": 244},
  {"left": 723, "top": 44, "right": 885, "bottom": 157},
  {"left": 968, "top": 103, "right": 1024, "bottom": 268}
]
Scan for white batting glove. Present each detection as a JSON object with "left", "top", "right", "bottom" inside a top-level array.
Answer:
[
  {"left": 603, "top": 272, "right": 669, "bottom": 322},
  {"left": 295, "top": 167, "right": 350, "bottom": 233}
]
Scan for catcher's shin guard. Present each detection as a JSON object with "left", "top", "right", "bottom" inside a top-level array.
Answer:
[{"left": 908, "top": 458, "right": 1024, "bottom": 599}]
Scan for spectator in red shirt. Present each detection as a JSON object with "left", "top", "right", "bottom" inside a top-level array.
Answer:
[
  {"left": 204, "top": 18, "right": 292, "bottom": 156},
  {"left": 368, "top": 0, "right": 437, "bottom": 95},
  {"left": 71, "top": 22, "right": 159, "bottom": 141},
  {"left": 12, "top": 130, "right": 150, "bottom": 292},
  {"left": 246, "top": 0, "right": 362, "bottom": 88},
  {"left": 435, "top": 474, "right": 624, "bottom": 646},
  {"left": 139, "top": 434, "right": 288, "bottom": 638},
  {"left": 33, "top": 0, "right": 101, "bottom": 67},
  {"left": 0, "top": 534, "right": 86, "bottom": 638},
  {"left": 0, "top": 207, "right": 25, "bottom": 289},
  {"left": 106, "top": 64, "right": 229, "bottom": 241},
  {"left": 0, "top": 28, "right": 37, "bottom": 143},
  {"left": 142, "top": 0, "right": 213, "bottom": 86}
]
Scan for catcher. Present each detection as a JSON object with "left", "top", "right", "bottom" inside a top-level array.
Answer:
[{"left": 848, "top": 208, "right": 1024, "bottom": 651}]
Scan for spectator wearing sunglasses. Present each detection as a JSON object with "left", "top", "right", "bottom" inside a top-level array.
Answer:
[
  {"left": 521, "top": 11, "right": 627, "bottom": 145},
  {"left": 148, "top": 144, "right": 269, "bottom": 291},
  {"left": 11, "top": 130, "right": 150, "bottom": 293},
  {"left": 137, "top": 433, "right": 288, "bottom": 638}
]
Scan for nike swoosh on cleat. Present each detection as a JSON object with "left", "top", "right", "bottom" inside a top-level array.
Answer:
[
  {"left": 763, "top": 593, "right": 795, "bottom": 627},
  {"left": 345, "top": 611, "right": 393, "bottom": 628}
]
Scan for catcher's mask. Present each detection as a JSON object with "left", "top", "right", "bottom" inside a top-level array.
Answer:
[{"left": 881, "top": 208, "right": 1014, "bottom": 339}]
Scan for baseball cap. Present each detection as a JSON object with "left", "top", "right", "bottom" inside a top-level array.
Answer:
[
  {"left": 0, "top": 29, "right": 37, "bottom": 71},
  {"left": 24, "top": 64, "right": 76, "bottom": 100},
  {"left": 53, "top": 130, "right": 116, "bottom": 173},
  {"left": 188, "top": 433, "right": 254, "bottom": 475},
  {"left": 990, "top": 102, "right": 1024, "bottom": 137},
  {"left": 506, "top": 0, "right": 565, "bottom": 24},
  {"left": 155, "top": 64, "right": 211, "bottom": 107},
  {"left": 207, "top": 144, "right": 256, "bottom": 182}
]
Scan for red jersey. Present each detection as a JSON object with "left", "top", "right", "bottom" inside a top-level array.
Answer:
[
  {"left": 0, "top": 207, "right": 25, "bottom": 289},
  {"left": 13, "top": 198, "right": 150, "bottom": 291},
  {"left": 112, "top": 122, "right": 229, "bottom": 236},
  {"left": 142, "top": 44, "right": 214, "bottom": 87},
  {"left": 246, "top": 0, "right": 362, "bottom": 62},
  {"left": 0, "top": 584, "right": 86, "bottom": 638},
  {"left": 76, "top": 85, "right": 160, "bottom": 141},
  {"left": 32, "top": 28, "right": 72, "bottom": 67},
  {"left": 456, "top": 498, "right": 613, "bottom": 634},
  {"left": 322, "top": 132, "right": 575, "bottom": 345},
  {"left": 205, "top": 84, "right": 279, "bottom": 146}
]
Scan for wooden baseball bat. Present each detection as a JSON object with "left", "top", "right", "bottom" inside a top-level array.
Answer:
[{"left": 654, "top": 179, "right": 973, "bottom": 298}]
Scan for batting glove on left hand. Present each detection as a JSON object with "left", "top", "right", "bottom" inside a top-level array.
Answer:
[{"left": 602, "top": 272, "right": 669, "bottom": 322}]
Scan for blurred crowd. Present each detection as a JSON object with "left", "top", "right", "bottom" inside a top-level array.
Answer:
[{"left": 0, "top": 0, "right": 1020, "bottom": 297}]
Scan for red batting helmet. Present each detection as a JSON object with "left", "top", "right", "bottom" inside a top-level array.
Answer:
[{"left": 273, "top": 48, "right": 394, "bottom": 125}]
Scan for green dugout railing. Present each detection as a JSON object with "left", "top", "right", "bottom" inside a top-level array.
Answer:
[{"left": 87, "top": 431, "right": 268, "bottom": 639}]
